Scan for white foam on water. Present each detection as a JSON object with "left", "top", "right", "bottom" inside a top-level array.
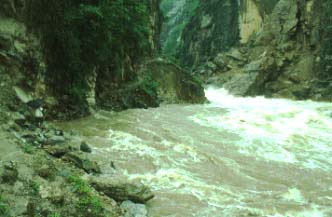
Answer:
[
  {"left": 282, "top": 188, "right": 307, "bottom": 204},
  {"left": 69, "top": 86, "right": 332, "bottom": 216},
  {"left": 191, "top": 87, "right": 332, "bottom": 171}
]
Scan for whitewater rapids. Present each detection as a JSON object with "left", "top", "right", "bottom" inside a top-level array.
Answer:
[{"left": 60, "top": 87, "right": 332, "bottom": 217}]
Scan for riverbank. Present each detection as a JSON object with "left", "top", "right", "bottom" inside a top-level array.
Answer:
[{"left": 0, "top": 80, "right": 155, "bottom": 216}]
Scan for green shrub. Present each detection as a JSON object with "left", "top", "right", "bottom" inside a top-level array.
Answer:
[
  {"left": 48, "top": 213, "right": 61, "bottom": 217},
  {"left": 68, "top": 175, "right": 106, "bottom": 217},
  {"left": 0, "top": 195, "right": 9, "bottom": 216}
]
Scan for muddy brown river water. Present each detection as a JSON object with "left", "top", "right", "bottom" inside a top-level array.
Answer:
[{"left": 59, "top": 87, "right": 332, "bottom": 217}]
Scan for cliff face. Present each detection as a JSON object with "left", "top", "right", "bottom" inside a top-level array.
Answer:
[
  {"left": 160, "top": 0, "right": 198, "bottom": 56},
  {"left": 178, "top": 0, "right": 332, "bottom": 101},
  {"left": 177, "top": 0, "right": 240, "bottom": 68}
]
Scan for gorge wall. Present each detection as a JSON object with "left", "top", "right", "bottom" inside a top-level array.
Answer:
[
  {"left": 174, "top": 0, "right": 332, "bottom": 101},
  {"left": 160, "top": 0, "right": 199, "bottom": 57},
  {"left": 0, "top": 0, "right": 205, "bottom": 119}
]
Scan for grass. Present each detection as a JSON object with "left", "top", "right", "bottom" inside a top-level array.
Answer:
[
  {"left": 29, "top": 181, "right": 40, "bottom": 196},
  {"left": 0, "top": 194, "right": 9, "bottom": 216},
  {"left": 23, "top": 144, "right": 35, "bottom": 154},
  {"left": 48, "top": 213, "right": 61, "bottom": 217},
  {"left": 68, "top": 175, "right": 106, "bottom": 217}
]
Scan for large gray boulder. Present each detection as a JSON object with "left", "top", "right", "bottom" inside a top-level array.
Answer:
[{"left": 90, "top": 177, "right": 154, "bottom": 204}]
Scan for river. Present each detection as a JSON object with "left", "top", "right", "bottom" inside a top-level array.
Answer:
[{"left": 60, "top": 87, "right": 332, "bottom": 217}]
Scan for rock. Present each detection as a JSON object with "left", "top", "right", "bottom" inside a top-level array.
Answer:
[
  {"left": 63, "top": 152, "right": 101, "bottom": 174},
  {"left": 36, "top": 164, "right": 55, "bottom": 180},
  {"left": 223, "top": 72, "right": 259, "bottom": 96},
  {"left": 121, "top": 200, "right": 148, "bottom": 217},
  {"left": 13, "top": 86, "right": 33, "bottom": 104},
  {"left": 213, "top": 54, "right": 227, "bottom": 69},
  {"left": 26, "top": 200, "right": 37, "bottom": 217},
  {"left": 1, "top": 161, "right": 19, "bottom": 184},
  {"left": 80, "top": 142, "right": 92, "bottom": 153},
  {"left": 226, "top": 49, "right": 244, "bottom": 61},
  {"left": 44, "top": 144, "right": 72, "bottom": 158},
  {"left": 39, "top": 184, "right": 65, "bottom": 205},
  {"left": 244, "top": 59, "right": 263, "bottom": 72},
  {"left": 0, "top": 33, "right": 13, "bottom": 51},
  {"left": 45, "top": 135, "right": 66, "bottom": 146},
  {"left": 90, "top": 177, "right": 154, "bottom": 204},
  {"left": 12, "top": 197, "right": 29, "bottom": 217},
  {"left": 12, "top": 112, "right": 26, "bottom": 126}
]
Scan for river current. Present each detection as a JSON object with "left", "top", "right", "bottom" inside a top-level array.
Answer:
[{"left": 60, "top": 87, "right": 332, "bottom": 217}]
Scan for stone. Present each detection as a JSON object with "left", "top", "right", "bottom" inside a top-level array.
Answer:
[
  {"left": 80, "top": 142, "right": 92, "bottom": 153},
  {"left": 223, "top": 72, "right": 259, "bottom": 96},
  {"left": 226, "top": 49, "right": 244, "bottom": 61},
  {"left": 90, "top": 177, "right": 154, "bottom": 204},
  {"left": 63, "top": 152, "right": 101, "bottom": 174},
  {"left": 0, "top": 33, "right": 13, "bottom": 51},
  {"left": 44, "top": 144, "right": 72, "bottom": 158},
  {"left": 36, "top": 164, "right": 55, "bottom": 179},
  {"left": 39, "top": 184, "right": 65, "bottom": 205},
  {"left": 1, "top": 161, "right": 18, "bottom": 184},
  {"left": 121, "top": 200, "right": 148, "bottom": 217},
  {"left": 213, "top": 54, "right": 227, "bottom": 69},
  {"left": 12, "top": 112, "right": 26, "bottom": 126},
  {"left": 244, "top": 59, "right": 263, "bottom": 72},
  {"left": 45, "top": 136, "right": 66, "bottom": 146}
]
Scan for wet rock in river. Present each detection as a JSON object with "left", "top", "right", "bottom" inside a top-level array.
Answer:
[
  {"left": 80, "top": 142, "right": 92, "bottom": 153},
  {"left": 121, "top": 200, "right": 148, "bottom": 217},
  {"left": 90, "top": 177, "right": 154, "bottom": 204}
]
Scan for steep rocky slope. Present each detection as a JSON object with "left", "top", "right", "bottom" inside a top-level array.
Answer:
[
  {"left": 160, "top": 0, "right": 198, "bottom": 56},
  {"left": 178, "top": 0, "right": 332, "bottom": 101}
]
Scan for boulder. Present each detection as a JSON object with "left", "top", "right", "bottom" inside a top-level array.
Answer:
[
  {"left": 44, "top": 144, "right": 72, "bottom": 158},
  {"left": 45, "top": 136, "right": 66, "bottom": 146},
  {"left": 1, "top": 161, "right": 18, "bottom": 184},
  {"left": 80, "top": 142, "right": 92, "bottom": 153},
  {"left": 138, "top": 59, "right": 206, "bottom": 104},
  {"left": 90, "top": 177, "right": 154, "bottom": 204},
  {"left": 226, "top": 48, "right": 244, "bottom": 61},
  {"left": 63, "top": 152, "right": 101, "bottom": 174},
  {"left": 121, "top": 200, "right": 148, "bottom": 217}
]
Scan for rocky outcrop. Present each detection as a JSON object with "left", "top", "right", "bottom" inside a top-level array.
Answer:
[
  {"left": 96, "top": 58, "right": 206, "bottom": 110},
  {"left": 180, "top": 0, "right": 332, "bottom": 101},
  {"left": 138, "top": 59, "right": 206, "bottom": 104},
  {"left": 177, "top": 0, "right": 240, "bottom": 68},
  {"left": 90, "top": 177, "right": 154, "bottom": 204},
  {"left": 160, "top": 0, "right": 198, "bottom": 56}
]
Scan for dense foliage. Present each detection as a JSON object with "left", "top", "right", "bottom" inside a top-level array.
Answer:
[{"left": 26, "top": 0, "right": 151, "bottom": 107}]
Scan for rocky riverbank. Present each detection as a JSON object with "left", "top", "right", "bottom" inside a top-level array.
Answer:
[
  {"left": 0, "top": 19, "right": 154, "bottom": 214},
  {"left": 0, "top": 105, "right": 155, "bottom": 217}
]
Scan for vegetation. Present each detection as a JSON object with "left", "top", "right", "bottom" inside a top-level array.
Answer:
[
  {"left": 68, "top": 175, "right": 109, "bottom": 217},
  {"left": 23, "top": 144, "right": 35, "bottom": 154},
  {"left": 48, "top": 214, "right": 61, "bottom": 217},
  {"left": 25, "top": 0, "right": 152, "bottom": 109},
  {"left": 0, "top": 194, "right": 9, "bottom": 216},
  {"left": 29, "top": 180, "right": 40, "bottom": 196}
]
